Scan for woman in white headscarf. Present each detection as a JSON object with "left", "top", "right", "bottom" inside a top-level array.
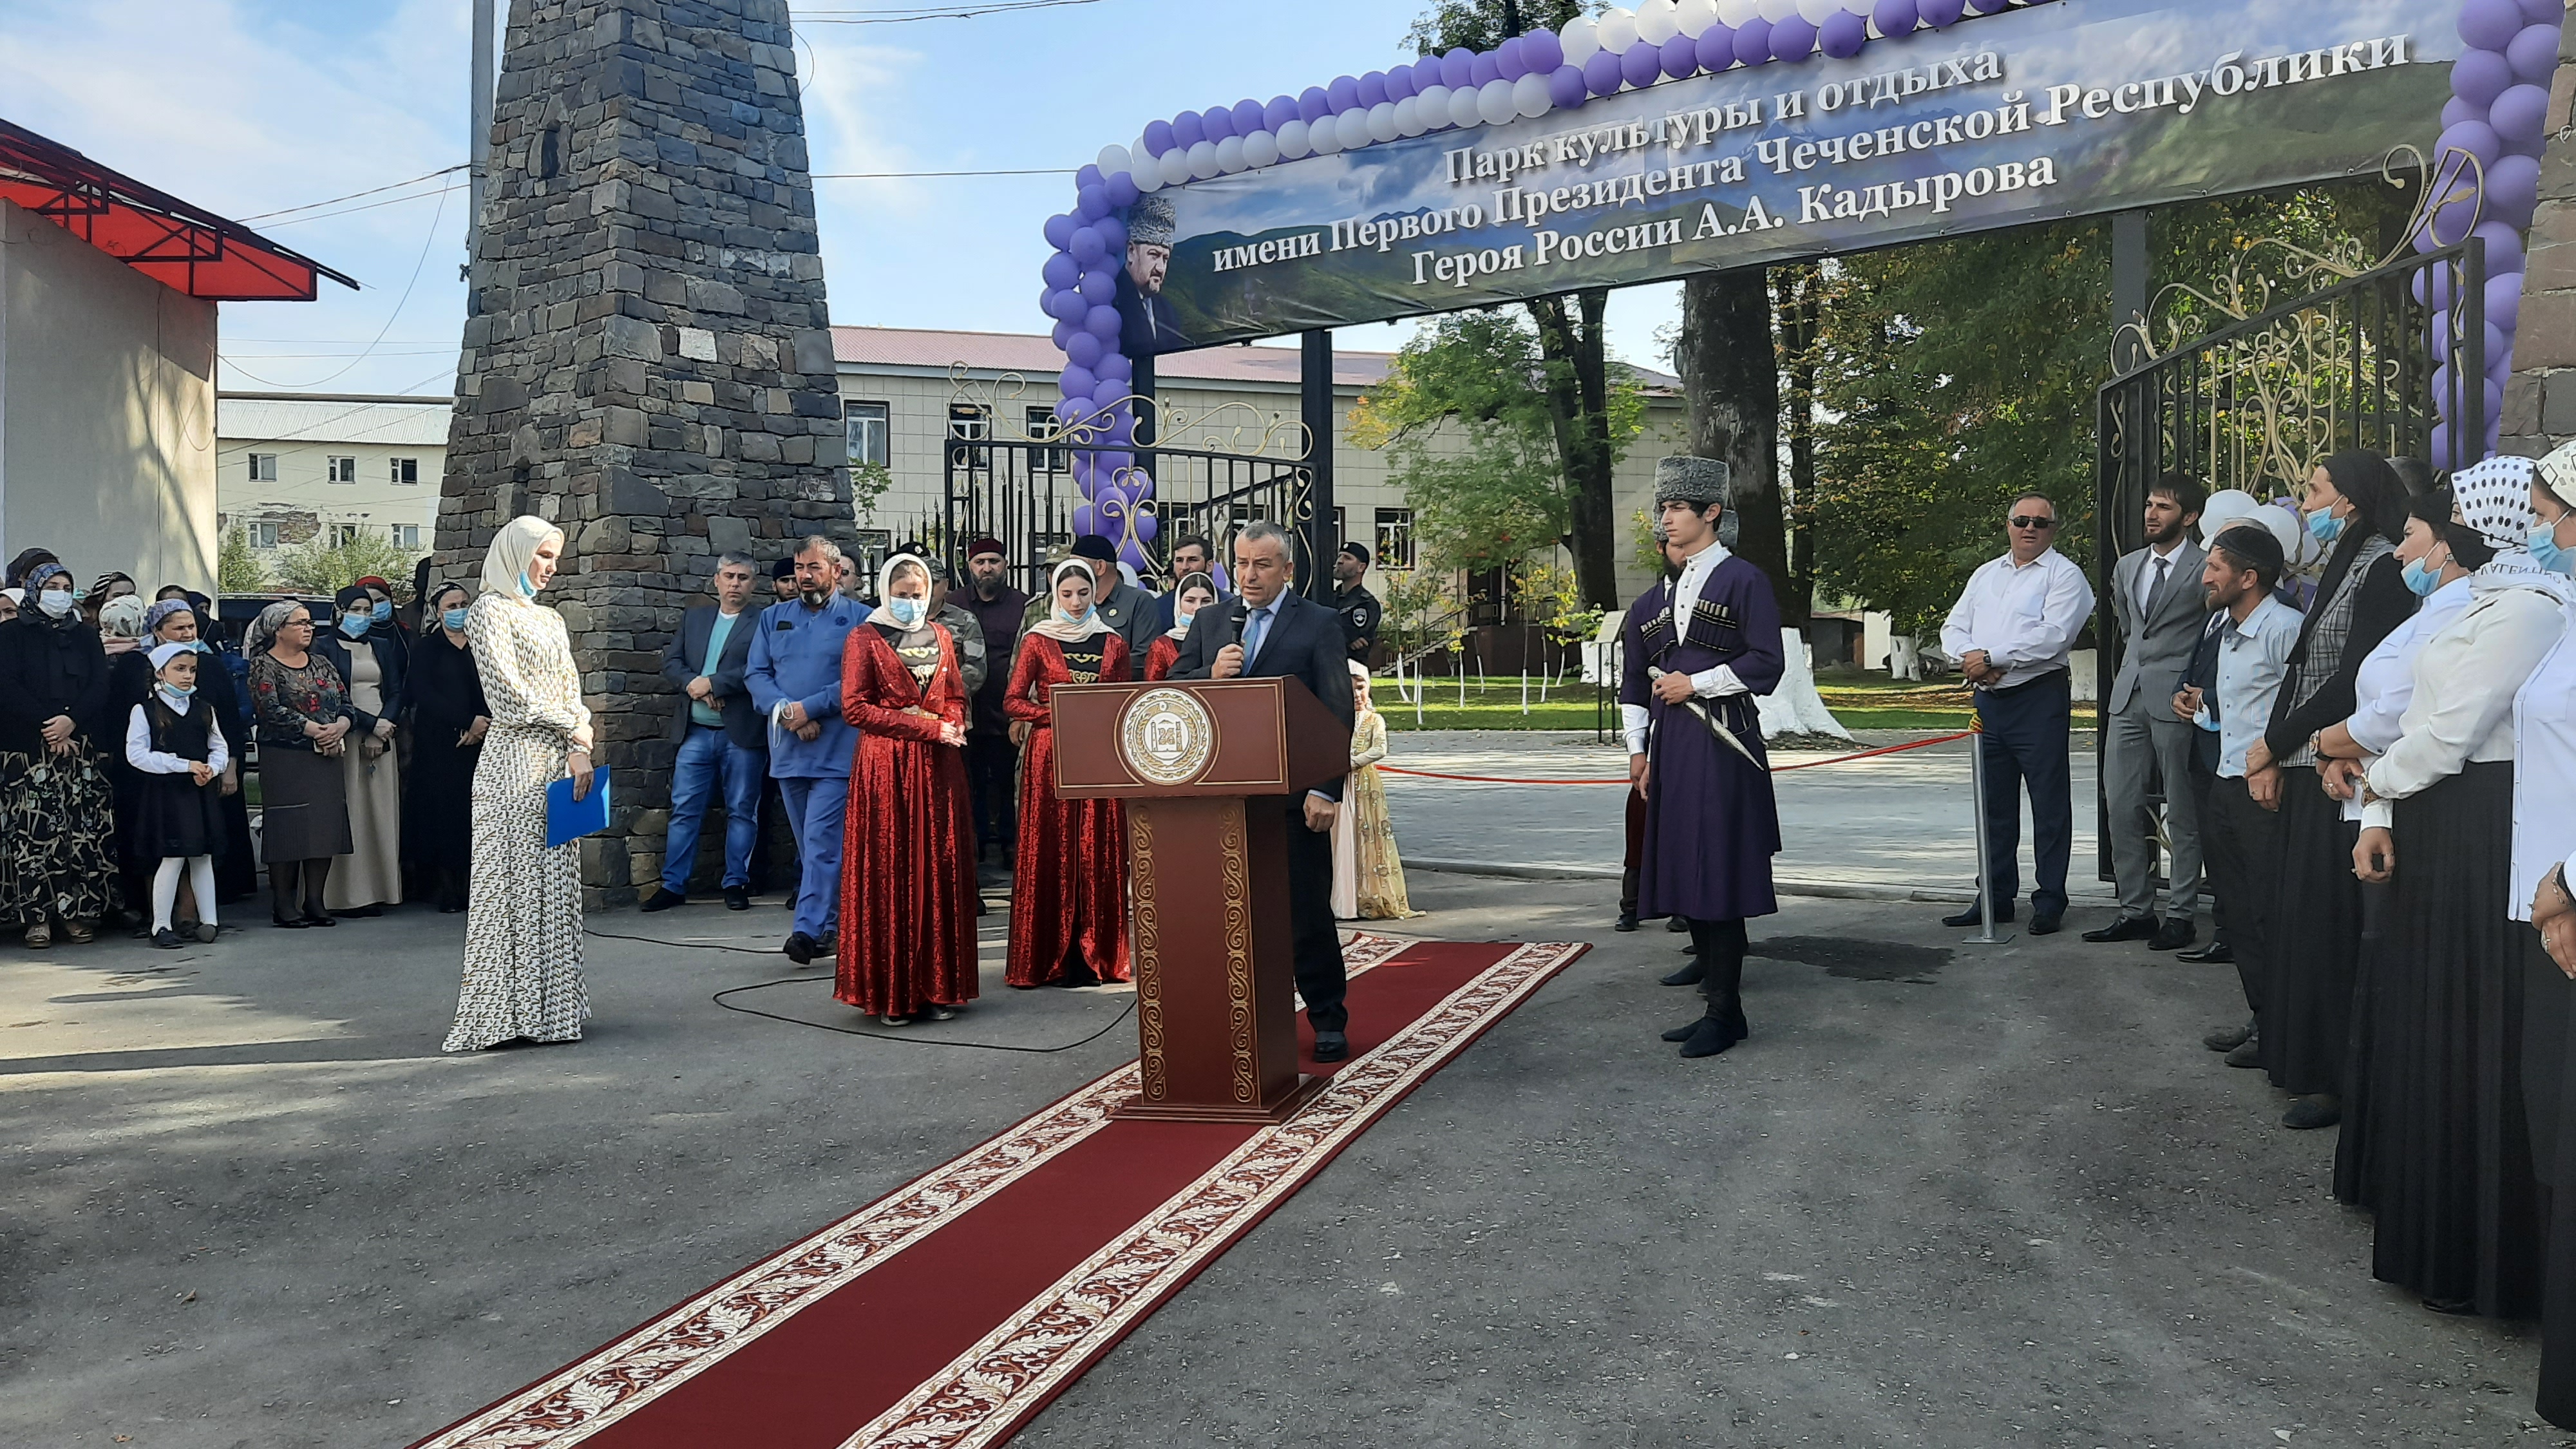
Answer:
[
  {"left": 1002, "top": 559, "right": 1132, "bottom": 989},
  {"left": 443, "top": 516, "right": 594, "bottom": 1052},
  {"left": 2348, "top": 454, "right": 2573, "bottom": 1320},
  {"left": 1329, "top": 661, "right": 1421, "bottom": 921}
]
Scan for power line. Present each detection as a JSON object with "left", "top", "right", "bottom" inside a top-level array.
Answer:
[
  {"left": 799, "top": 0, "right": 1100, "bottom": 21},
  {"left": 812, "top": 167, "right": 1074, "bottom": 178},
  {"left": 238, "top": 164, "right": 471, "bottom": 223},
  {"left": 256, "top": 178, "right": 469, "bottom": 232}
]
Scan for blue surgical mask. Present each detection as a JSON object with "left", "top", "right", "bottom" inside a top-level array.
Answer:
[
  {"left": 2532, "top": 518, "right": 2573, "bottom": 576},
  {"left": 372, "top": 599, "right": 392, "bottom": 623},
  {"left": 157, "top": 681, "right": 195, "bottom": 701},
  {"left": 518, "top": 570, "right": 536, "bottom": 600},
  {"left": 189, "top": 639, "right": 211, "bottom": 654},
  {"left": 1056, "top": 603, "right": 1092, "bottom": 625},
  {"left": 2402, "top": 556, "right": 2445, "bottom": 597},
  {"left": 2306, "top": 506, "right": 2343, "bottom": 544},
  {"left": 338, "top": 615, "right": 370, "bottom": 638},
  {"left": 442, "top": 607, "right": 469, "bottom": 630},
  {"left": 1175, "top": 610, "right": 1197, "bottom": 632},
  {"left": 887, "top": 597, "right": 925, "bottom": 628},
  {"left": 35, "top": 590, "right": 73, "bottom": 619}
]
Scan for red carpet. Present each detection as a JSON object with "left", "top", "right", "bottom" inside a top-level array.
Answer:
[{"left": 414, "top": 934, "right": 1586, "bottom": 1449}]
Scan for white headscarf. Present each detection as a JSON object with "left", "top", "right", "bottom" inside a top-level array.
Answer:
[
  {"left": 2452, "top": 455, "right": 2576, "bottom": 604},
  {"left": 1027, "top": 558, "right": 1112, "bottom": 643},
  {"left": 480, "top": 515, "right": 564, "bottom": 605},
  {"left": 866, "top": 553, "right": 936, "bottom": 634},
  {"left": 98, "top": 592, "right": 149, "bottom": 639},
  {"left": 1164, "top": 571, "right": 1217, "bottom": 641}
]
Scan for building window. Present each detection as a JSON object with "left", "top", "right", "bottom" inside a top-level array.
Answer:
[
  {"left": 390, "top": 524, "right": 422, "bottom": 549},
  {"left": 390, "top": 457, "right": 420, "bottom": 486},
  {"left": 844, "top": 400, "right": 890, "bottom": 468},
  {"left": 249, "top": 522, "right": 281, "bottom": 550},
  {"left": 247, "top": 453, "right": 278, "bottom": 483},
  {"left": 327, "top": 455, "right": 357, "bottom": 484},
  {"left": 328, "top": 524, "right": 361, "bottom": 547},
  {"left": 1025, "top": 405, "right": 1069, "bottom": 473},
  {"left": 1375, "top": 507, "right": 1416, "bottom": 569},
  {"left": 947, "top": 402, "right": 990, "bottom": 469}
]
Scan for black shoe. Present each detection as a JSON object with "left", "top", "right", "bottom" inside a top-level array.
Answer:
[
  {"left": 2146, "top": 920, "right": 2196, "bottom": 952},
  {"left": 1312, "top": 1030, "right": 1349, "bottom": 1063},
  {"left": 641, "top": 891, "right": 687, "bottom": 913},
  {"left": 2202, "top": 1018, "right": 2255, "bottom": 1052},
  {"left": 1943, "top": 902, "right": 2013, "bottom": 928},
  {"left": 2224, "top": 1036, "right": 2264, "bottom": 1068},
  {"left": 1615, "top": 911, "right": 1640, "bottom": 933},
  {"left": 1659, "top": 961, "right": 1705, "bottom": 987},
  {"left": 152, "top": 927, "right": 182, "bottom": 949},
  {"left": 723, "top": 888, "right": 750, "bottom": 911},
  {"left": 272, "top": 912, "right": 308, "bottom": 930},
  {"left": 784, "top": 931, "right": 817, "bottom": 965},
  {"left": 1666, "top": 914, "right": 1690, "bottom": 933},
  {"left": 193, "top": 922, "right": 218, "bottom": 944},
  {"left": 302, "top": 911, "right": 337, "bottom": 927},
  {"left": 2177, "top": 940, "right": 2233, "bottom": 965},
  {"left": 2081, "top": 915, "right": 2159, "bottom": 943},
  {"left": 2284, "top": 1094, "right": 2341, "bottom": 1130},
  {"left": 2029, "top": 913, "right": 2062, "bottom": 936},
  {"left": 1678, "top": 1014, "right": 1747, "bottom": 1059}
]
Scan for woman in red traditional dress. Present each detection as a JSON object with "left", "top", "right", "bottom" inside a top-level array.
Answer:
[
  {"left": 1005, "top": 560, "right": 1132, "bottom": 987},
  {"left": 1143, "top": 571, "right": 1218, "bottom": 682},
  {"left": 836, "top": 553, "right": 978, "bottom": 1025}
]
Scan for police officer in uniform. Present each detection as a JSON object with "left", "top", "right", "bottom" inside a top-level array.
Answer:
[{"left": 1332, "top": 542, "right": 1380, "bottom": 667}]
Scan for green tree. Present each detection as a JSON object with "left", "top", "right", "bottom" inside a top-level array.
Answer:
[
  {"left": 216, "top": 526, "right": 270, "bottom": 593},
  {"left": 274, "top": 532, "right": 423, "bottom": 598}
]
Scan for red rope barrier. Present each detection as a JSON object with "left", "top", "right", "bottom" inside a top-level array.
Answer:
[{"left": 1375, "top": 729, "right": 1975, "bottom": 786}]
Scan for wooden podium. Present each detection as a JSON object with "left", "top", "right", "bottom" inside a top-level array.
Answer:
[{"left": 1050, "top": 676, "right": 1351, "bottom": 1123}]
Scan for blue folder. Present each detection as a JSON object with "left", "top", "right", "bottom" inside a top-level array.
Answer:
[{"left": 545, "top": 766, "right": 612, "bottom": 848}]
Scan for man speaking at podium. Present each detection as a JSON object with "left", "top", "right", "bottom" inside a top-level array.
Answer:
[{"left": 1173, "top": 521, "right": 1359, "bottom": 1061}]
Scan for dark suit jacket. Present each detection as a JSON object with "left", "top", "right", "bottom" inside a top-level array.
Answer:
[
  {"left": 2183, "top": 610, "right": 2226, "bottom": 777},
  {"left": 1172, "top": 589, "right": 1356, "bottom": 803},
  {"left": 312, "top": 630, "right": 408, "bottom": 733},
  {"left": 663, "top": 603, "right": 765, "bottom": 750}
]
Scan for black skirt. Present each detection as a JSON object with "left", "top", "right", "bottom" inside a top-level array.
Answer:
[
  {"left": 2530, "top": 932, "right": 2576, "bottom": 1426},
  {"left": 2333, "top": 876, "right": 2401, "bottom": 1208},
  {"left": 131, "top": 770, "right": 225, "bottom": 860},
  {"left": 2260, "top": 773, "right": 2363, "bottom": 1095},
  {"left": 2360, "top": 761, "right": 2544, "bottom": 1317}
]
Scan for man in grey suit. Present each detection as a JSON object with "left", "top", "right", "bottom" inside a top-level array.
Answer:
[
  {"left": 645, "top": 553, "right": 766, "bottom": 913},
  {"left": 2085, "top": 477, "right": 2210, "bottom": 951}
]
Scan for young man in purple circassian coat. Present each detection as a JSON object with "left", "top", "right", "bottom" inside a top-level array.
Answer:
[{"left": 1620, "top": 456, "right": 1786, "bottom": 1059}]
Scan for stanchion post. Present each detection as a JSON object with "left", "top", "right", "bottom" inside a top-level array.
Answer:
[{"left": 1965, "top": 708, "right": 2012, "bottom": 945}]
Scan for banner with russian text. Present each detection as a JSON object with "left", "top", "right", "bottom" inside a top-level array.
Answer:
[{"left": 1130, "top": 0, "right": 2456, "bottom": 352}]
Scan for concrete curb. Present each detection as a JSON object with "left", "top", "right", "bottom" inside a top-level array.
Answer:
[{"left": 1406, "top": 857, "right": 2121, "bottom": 909}]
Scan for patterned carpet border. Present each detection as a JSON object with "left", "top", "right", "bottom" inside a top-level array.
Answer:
[
  {"left": 844, "top": 939, "right": 1588, "bottom": 1449},
  {"left": 415, "top": 933, "right": 1419, "bottom": 1449}
]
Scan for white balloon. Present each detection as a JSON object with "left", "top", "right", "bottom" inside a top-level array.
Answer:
[
  {"left": 1214, "top": 135, "right": 1246, "bottom": 173},
  {"left": 1276, "top": 118, "right": 1312, "bottom": 159},
  {"left": 1717, "top": 0, "right": 1758, "bottom": 23},
  {"left": 1450, "top": 86, "right": 1485, "bottom": 129},
  {"left": 1310, "top": 118, "right": 1345, "bottom": 154},
  {"left": 1159, "top": 147, "right": 1192, "bottom": 185},
  {"left": 1477, "top": 77, "right": 1517, "bottom": 126},
  {"left": 1367, "top": 100, "right": 1400, "bottom": 143},
  {"left": 1756, "top": 0, "right": 1798, "bottom": 21},
  {"left": 1133, "top": 163, "right": 1164, "bottom": 193},
  {"left": 1330, "top": 108, "right": 1367, "bottom": 150},
  {"left": 1636, "top": 0, "right": 1680, "bottom": 46},
  {"left": 1596, "top": 7, "right": 1639, "bottom": 52},
  {"left": 1186, "top": 139, "right": 1219, "bottom": 180},
  {"left": 1393, "top": 96, "right": 1425, "bottom": 137},
  {"left": 1675, "top": 0, "right": 1719, "bottom": 38},
  {"left": 1417, "top": 82, "right": 1452, "bottom": 126},
  {"left": 1561, "top": 15, "right": 1600, "bottom": 64},
  {"left": 1512, "top": 72, "right": 1552, "bottom": 118},
  {"left": 1242, "top": 129, "right": 1280, "bottom": 167},
  {"left": 1096, "top": 144, "right": 1132, "bottom": 176},
  {"left": 1794, "top": 0, "right": 1839, "bottom": 24}
]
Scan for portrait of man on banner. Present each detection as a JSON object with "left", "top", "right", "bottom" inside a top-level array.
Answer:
[{"left": 1117, "top": 193, "right": 1191, "bottom": 355}]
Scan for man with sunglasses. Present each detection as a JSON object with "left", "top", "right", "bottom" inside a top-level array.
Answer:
[{"left": 1938, "top": 492, "right": 2097, "bottom": 934}]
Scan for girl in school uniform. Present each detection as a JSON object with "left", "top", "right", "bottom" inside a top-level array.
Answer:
[{"left": 125, "top": 641, "right": 228, "bottom": 948}]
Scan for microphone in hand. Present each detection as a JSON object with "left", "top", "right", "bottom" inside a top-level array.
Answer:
[{"left": 1215, "top": 598, "right": 1252, "bottom": 679}]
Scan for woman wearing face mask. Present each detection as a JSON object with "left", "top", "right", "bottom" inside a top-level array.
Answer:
[
  {"left": 403, "top": 583, "right": 489, "bottom": 913},
  {"left": 147, "top": 600, "right": 254, "bottom": 916},
  {"left": 0, "top": 562, "right": 119, "bottom": 947},
  {"left": 312, "top": 584, "right": 408, "bottom": 914},
  {"left": 125, "top": 642, "right": 228, "bottom": 948},
  {"left": 2349, "top": 455, "right": 2572, "bottom": 1320},
  {"left": 1003, "top": 560, "right": 1132, "bottom": 989},
  {"left": 247, "top": 600, "right": 355, "bottom": 927},
  {"left": 2320, "top": 485, "right": 2479, "bottom": 1204},
  {"left": 445, "top": 516, "right": 594, "bottom": 1053},
  {"left": 833, "top": 554, "right": 976, "bottom": 1026},
  {"left": 1144, "top": 572, "right": 1218, "bottom": 682}
]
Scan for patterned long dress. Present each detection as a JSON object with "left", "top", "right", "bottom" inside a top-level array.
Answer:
[
  {"left": 835, "top": 623, "right": 978, "bottom": 1017},
  {"left": 1004, "top": 632, "right": 1132, "bottom": 987},
  {"left": 1330, "top": 710, "right": 1421, "bottom": 920},
  {"left": 444, "top": 594, "right": 592, "bottom": 1052}
]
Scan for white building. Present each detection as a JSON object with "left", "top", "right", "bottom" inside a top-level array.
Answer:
[{"left": 215, "top": 393, "right": 449, "bottom": 559}]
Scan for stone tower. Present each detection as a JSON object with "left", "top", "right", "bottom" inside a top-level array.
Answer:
[{"left": 435, "top": 0, "right": 851, "bottom": 904}]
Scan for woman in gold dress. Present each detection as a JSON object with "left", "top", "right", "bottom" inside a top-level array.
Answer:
[{"left": 1331, "top": 663, "right": 1419, "bottom": 920}]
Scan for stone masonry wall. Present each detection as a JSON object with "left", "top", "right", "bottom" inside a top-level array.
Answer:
[
  {"left": 2505, "top": 1, "right": 2576, "bottom": 457},
  {"left": 435, "top": 0, "right": 855, "bottom": 905}
]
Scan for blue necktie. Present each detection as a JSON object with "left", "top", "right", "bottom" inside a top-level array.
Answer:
[{"left": 1243, "top": 606, "right": 1271, "bottom": 667}]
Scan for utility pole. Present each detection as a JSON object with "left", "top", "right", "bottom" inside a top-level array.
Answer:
[{"left": 466, "top": 0, "right": 496, "bottom": 276}]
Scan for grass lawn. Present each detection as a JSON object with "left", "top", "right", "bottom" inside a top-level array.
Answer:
[{"left": 1375, "top": 672, "right": 2097, "bottom": 733}]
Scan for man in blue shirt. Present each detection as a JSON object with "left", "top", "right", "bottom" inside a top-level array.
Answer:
[
  {"left": 746, "top": 536, "right": 866, "bottom": 964},
  {"left": 645, "top": 553, "right": 765, "bottom": 914},
  {"left": 2175, "top": 523, "right": 2301, "bottom": 1067}
]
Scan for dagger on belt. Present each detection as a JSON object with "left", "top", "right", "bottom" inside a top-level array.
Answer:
[{"left": 1647, "top": 665, "right": 1766, "bottom": 772}]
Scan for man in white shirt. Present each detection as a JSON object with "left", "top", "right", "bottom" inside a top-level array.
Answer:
[
  {"left": 1939, "top": 492, "right": 2098, "bottom": 934},
  {"left": 2090, "top": 477, "right": 2210, "bottom": 951}
]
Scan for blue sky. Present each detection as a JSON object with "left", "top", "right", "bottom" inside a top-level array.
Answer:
[{"left": 0, "top": 0, "right": 1680, "bottom": 397}]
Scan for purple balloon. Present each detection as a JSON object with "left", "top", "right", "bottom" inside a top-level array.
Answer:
[
  {"left": 1200, "top": 106, "right": 1233, "bottom": 143},
  {"left": 2509, "top": 23, "right": 2561, "bottom": 80},
  {"left": 1918, "top": 0, "right": 1965, "bottom": 23},
  {"left": 1442, "top": 48, "right": 1475, "bottom": 90},
  {"left": 1328, "top": 75, "right": 1361, "bottom": 111},
  {"left": 1042, "top": 251, "right": 1079, "bottom": 289},
  {"left": 2521, "top": 0, "right": 2561, "bottom": 21},
  {"left": 1043, "top": 213, "right": 1075, "bottom": 249},
  {"left": 1770, "top": 14, "right": 1818, "bottom": 60},
  {"left": 1173, "top": 110, "right": 1205, "bottom": 147},
  {"left": 1099, "top": 449, "right": 1133, "bottom": 475},
  {"left": 1549, "top": 63, "right": 1589, "bottom": 109},
  {"left": 2476, "top": 218, "right": 2528, "bottom": 272},
  {"left": 2488, "top": 270, "right": 2528, "bottom": 323},
  {"left": 1069, "top": 227, "right": 1105, "bottom": 263},
  {"left": 1965, "top": 0, "right": 2011, "bottom": 12},
  {"left": 1076, "top": 182, "right": 1108, "bottom": 220},
  {"left": 1075, "top": 166, "right": 1103, "bottom": 194},
  {"left": 1585, "top": 49, "right": 1625, "bottom": 95},
  {"left": 1734, "top": 17, "right": 1776, "bottom": 66},
  {"left": 1696, "top": 24, "right": 1738, "bottom": 71},
  {"left": 1497, "top": 38, "right": 1530, "bottom": 82},
  {"left": 2438, "top": 117, "right": 2505, "bottom": 167},
  {"left": 1079, "top": 269, "right": 1116, "bottom": 305},
  {"left": 2443, "top": 94, "right": 2483, "bottom": 130},
  {"left": 1264, "top": 95, "right": 1299, "bottom": 129},
  {"left": 1060, "top": 364, "right": 1097, "bottom": 399},
  {"left": 2454, "top": 46, "right": 2517, "bottom": 106},
  {"left": 1387, "top": 64, "right": 1417, "bottom": 100},
  {"left": 1072, "top": 503, "right": 1098, "bottom": 536},
  {"left": 1359, "top": 71, "right": 1390, "bottom": 106},
  {"left": 1142, "top": 120, "right": 1174, "bottom": 157},
  {"left": 1662, "top": 33, "right": 1700, "bottom": 77},
  {"left": 1085, "top": 305, "right": 1121, "bottom": 340},
  {"left": 1471, "top": 51, "right": 1502, "bottom": 88},
  {"left": 2488, "top": 153, "right": 2543, "bottom": 228},
  {"left": 1045, "top": 289, "right": 1083, "bottom": 323},
  {"left": 2485, "top": 321, "right": 2512, "bottom": 366},
  {"left": 1233, "top": 99, "right": 1265, "bottom": 134},
  {"left": 1096, "top": 215, "right": 1126, "bottom": 254},
  {"left": 1132, "top": 515, "right": 1160, "bottom": 546},
  {"left": 1097, "top": 352, "right": 1132, "bottom": 381},
  {"left": 1065, "top": 330, "right": 1103, "bottom": 368},
  {"left": 1622, "top": 41, "right": 1663, "bottom": 87},
  {"left": 1299, "top": 87, "right": 1331, "bottom": 122},
  {"left": 1053, "top": 397, "right": 1084, "bottom": 424},
  {"left": 1051, "top": 320, "right": 1075, "bottom": 350},
  {"left": 1875, "top": 0, "right": 1921, "bottom": 34},
  {"left": 1819, "top": 11, "right": 1867, "bottom": 58},
  {"left": 1524, "top": 30, "right": 1565, "bottom": 73},
  {"left": 1104, "top": 172, "right": 1139, "bottom": 209},
  {"left": 2459, "top": 0, "right": 2525, "bottom": 52},
  {"left": 2430, "top": 187, "right": 2481, "bottom": 245},
  {"left": 2492, "top": 82, "right": 2551, "bottom": 144}
]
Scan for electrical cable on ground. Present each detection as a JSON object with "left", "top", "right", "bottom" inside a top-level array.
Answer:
[{"left": 1373, "top": 728, "right": 1976, "bottom": 785}]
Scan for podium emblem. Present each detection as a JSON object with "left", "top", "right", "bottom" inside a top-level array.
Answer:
[{"left": 1119, "top": 687, "right": 1218, "bottom": 785}]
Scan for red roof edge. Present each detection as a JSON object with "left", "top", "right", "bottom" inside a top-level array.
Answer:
[{"left": 0, "top": 118, "right": 359, "bottom": 302}]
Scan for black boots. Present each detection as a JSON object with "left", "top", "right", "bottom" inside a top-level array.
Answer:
[{"left": 1664, "top": 919, "right": 1749, "bottom": 1059}]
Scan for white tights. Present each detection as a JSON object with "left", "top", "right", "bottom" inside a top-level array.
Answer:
[{"left": 151, "top": 856, "right": 218, "bottom": 934}]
